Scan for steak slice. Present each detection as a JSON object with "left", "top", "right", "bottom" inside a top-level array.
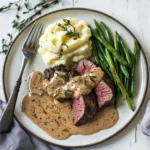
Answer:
[
  {"left": 72, "top": 92, "right": 97, "bottom": 126},
  {"left": 76, "top": 59, "right": 96, "bottom": 75},
  {"left": 44, "top": 65, "right": 78, "bottom": 81},
  {"left": 76, "top": 59, "right": 115, "bottom": 110},
  {"left": 44, "top": 68, "right": 54, "bottom": 80},
  {"left": 95, "top": 76, "right": 115, "bottom": 110}
]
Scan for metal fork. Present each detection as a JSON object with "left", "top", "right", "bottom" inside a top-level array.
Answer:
[{"left": 0, "top": 22, "right": 44, "bottom": 132}]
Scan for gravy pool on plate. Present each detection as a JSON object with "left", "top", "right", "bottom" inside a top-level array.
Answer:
[{"left": 22, "top": 71, "right": 119, "bottom": 140}]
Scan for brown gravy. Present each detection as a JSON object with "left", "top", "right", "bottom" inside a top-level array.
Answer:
[{"left": 22, "top": 71, "right": 119, "bottom": 140}]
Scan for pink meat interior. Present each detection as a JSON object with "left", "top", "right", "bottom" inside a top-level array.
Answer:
[
  {"left": 95, "top": 80, "right": 113, "bottom": 107},
  {"left": 76, "top": 60, "right": 96, "bottom": 75},
  {"left": 73, "top": 97, "right": 85, "bottom": 123}
]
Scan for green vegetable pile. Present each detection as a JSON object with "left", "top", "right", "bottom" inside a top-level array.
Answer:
[{"left": 91, "top": 20, "right": 140, "bottom": 111}]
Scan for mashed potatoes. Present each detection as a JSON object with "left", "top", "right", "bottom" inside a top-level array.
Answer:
[{"left": 38, "top": 18, "right": 92, "bottom": 67}]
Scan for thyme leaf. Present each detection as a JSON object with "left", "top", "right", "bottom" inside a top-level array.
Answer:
[
  {"left": 45, "top": 84, "right": 51, "bottom": 89},
  {"left": 43, "top": 122, "right": 49, "bottom": 125},
  {"left": 28, "top": 89, "right": 44, "bottom": 97},
  {"left": 28, "top": 92, "right": 42, "bottom": 97},
  {"left": 61, "top": 42, "right": 68, "bottom": 48},
  {"left": 0, "top": 1, "right": 19, "bottom": 12},
  {"left": 56, "top": 19, "right": 80, "bottom": 38},
  {"left": 55, "top": 72, "right": 65, "bottom": 79},
  {"left": 63, "top": 89, "right": 71, "bottom": 96},
  {"left": 62, "top": 18, "right": 75, "bottom": 32},
  {"left": 39, "top": 73, "right": 43, "bottom": 81},
  {"left": 57, "top": 48, "right": 63, "bottom": 58},
  {"left": 77, "top": 77, "right": 82, "bottom": 83}
]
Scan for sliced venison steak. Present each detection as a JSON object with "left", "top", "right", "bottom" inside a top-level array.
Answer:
[
  {"left": 95, "top": 76, "right": 115, "bottom": 110},
  {"left": 44, "top": 68, "right": 54, "bottom": 80},
  {"left": 76, "top": 59, "right": 115, "bottom": 110},
  {"left": 72, "top": 92, "right": 97, "bottom": 126},
  {"left": 44, "top": 65, "right": 78, "bottom": 81},
  {"left": 76, "top": 59, "right": 96, "bottom": 75}
]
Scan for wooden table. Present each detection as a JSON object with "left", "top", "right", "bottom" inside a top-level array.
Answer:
[{"left": 0, "top": 0, "right": 150, "bottom": 149}]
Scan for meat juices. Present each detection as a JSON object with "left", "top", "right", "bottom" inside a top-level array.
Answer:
[{"left": 22, "top": 71, "right": 119, "bottom": 140}]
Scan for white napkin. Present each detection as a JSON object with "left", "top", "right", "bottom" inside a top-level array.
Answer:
[{"left": 141, "top": 100, "right": 150, "bottom": 136}]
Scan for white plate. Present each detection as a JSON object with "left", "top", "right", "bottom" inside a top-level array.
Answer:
[{"left": 2, "top": 8, "right": 148, "bottom": 147}]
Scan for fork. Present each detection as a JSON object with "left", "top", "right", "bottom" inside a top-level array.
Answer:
[{"left": 0, "top": 22, "right": 44, "bottom": 132}]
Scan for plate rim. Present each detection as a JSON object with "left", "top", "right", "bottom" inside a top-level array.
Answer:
[{"left": 2, "top": 8, "right": 149, "bottom": 148}]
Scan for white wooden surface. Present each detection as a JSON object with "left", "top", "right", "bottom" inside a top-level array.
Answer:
[{"left": 0, "top": 0, "right": 150, "bottom": 150}]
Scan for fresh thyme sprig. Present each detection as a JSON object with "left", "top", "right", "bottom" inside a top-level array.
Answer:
[
  {"left": 0, "top": 0, "right": 60, "bottom": 54},
  {"left": 57, "top": 42, "right": 68, "bottom": 58},
  {"left": 56, "top": 19, "right": 80, "bottom": 38},
  {"left": 0, "top": 0, "right": 21, "bottom": 12},
  {"left": 23, "top": 0, "right": 46, "bottom": 14},
  {"left": 62, "top": 18, "right": 75, "bottom": 32},
  {"left": 23, "top": 0, "right": 59, "bottom": 14},
  {"left": 58, "top": 48, "right": 63, "bottom": 58},
  {"left": 0, "top": 0, "right": 23, "bottom": 54},
  {"left": 14, "top": 0, "right": 60, "bottom": 31}
]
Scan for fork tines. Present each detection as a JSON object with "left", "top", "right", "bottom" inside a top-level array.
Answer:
[{"left": 24, "top": 22, "right": 44, "bottom": 50}]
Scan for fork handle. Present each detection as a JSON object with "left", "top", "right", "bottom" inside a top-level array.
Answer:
[
  {"left": 0, "top": 57, "right": 28, "bottom": 132},
  {"left": 0, "top": 80, "right": 21, "bottom": 132}
]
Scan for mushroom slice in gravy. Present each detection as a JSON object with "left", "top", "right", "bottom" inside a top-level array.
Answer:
[{"left": 43, "top": 71, "right": 67, "bottom": 96}]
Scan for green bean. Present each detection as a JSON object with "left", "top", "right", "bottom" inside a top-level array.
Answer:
[
  {"left": 105, "top": 49, "right": 134, "bottom": 111},
  {"left": 114, "top": 32, "right": 122, "bottom": 106},
  {"left": 118, "top": 63, "right": 124, "bottom": 83},
  {"left": 95, "top": 29, "right": 99, "bottom": 35},
  {"left": 97, "top": 41, "right": 108, "bottom": 61},
  {"left": 118, "top": 40, "right": 130, "bottom": 78},
  {"left": 115, "top": 60, "right": 124, "bottom": 107},
  {"left": 115, "top": 32, "right": 128, "bottom": 78},
  {"left": 99, "top": 21, "right": 119, "bottom": 74},
  {"left": 97, "top": 42, "right": 108, "bottom": 67},
  {"left": 94, "top": 36, "right": 128, "bottom": 66},
  {"left": 120, "top": 65, "right": 129, "bottom": 78},
  {"left": 91, "top": 28, "right": 108, "bottom": 66},
  {"left": 115, "top": 87, "right": 120, "bottom": 107},
  {"left": 118, "top": 35, "right": 132, "bottom": 68},
  {"left": 130, "top": 54, "right": 135, "bottom": 97},
  {"left": 114, "top": 31, "right": 119, "bottom": 50},
  {"left": 91, "top": 28, "right": 99, "bottom": 37},
  {"left": 101, "top": 61, "right": 114, "bottom": 81},
  {"left": 94, "top": 41, "right": 114, "bottom": 81},
  {"left": 91, "top": 38, "right": 100, "bottom": 66},
  {"left": 130, "top": 40, "right": 140, "bottom": 97},
  {"left": 113, "top": 31, "right": 120, "bottom": 74},
  {"left": 124, "top": 76, "right": 130, "bottom": 93},
  {"left": 100, "top": 21, "right": 114, "bottom": 46},
  {"left": 94, "top": 19, "right": 105, "bottom": 38},
  {"left": 91, "top": 28, "right": 114, "bottom": 81},
  {"left": 92, "top": 27, "right": 125, "bottom": 68},
  {"left": 134, "top": 39, "right": 140, "bottom": 63}
]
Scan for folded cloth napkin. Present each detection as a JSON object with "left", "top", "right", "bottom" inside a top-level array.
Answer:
[
  {"left": 141, "top": 100, "right": 150, "bottom": 136},
  {"left": 0, "top": 100, "right": 71, "bottom": 150}
]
